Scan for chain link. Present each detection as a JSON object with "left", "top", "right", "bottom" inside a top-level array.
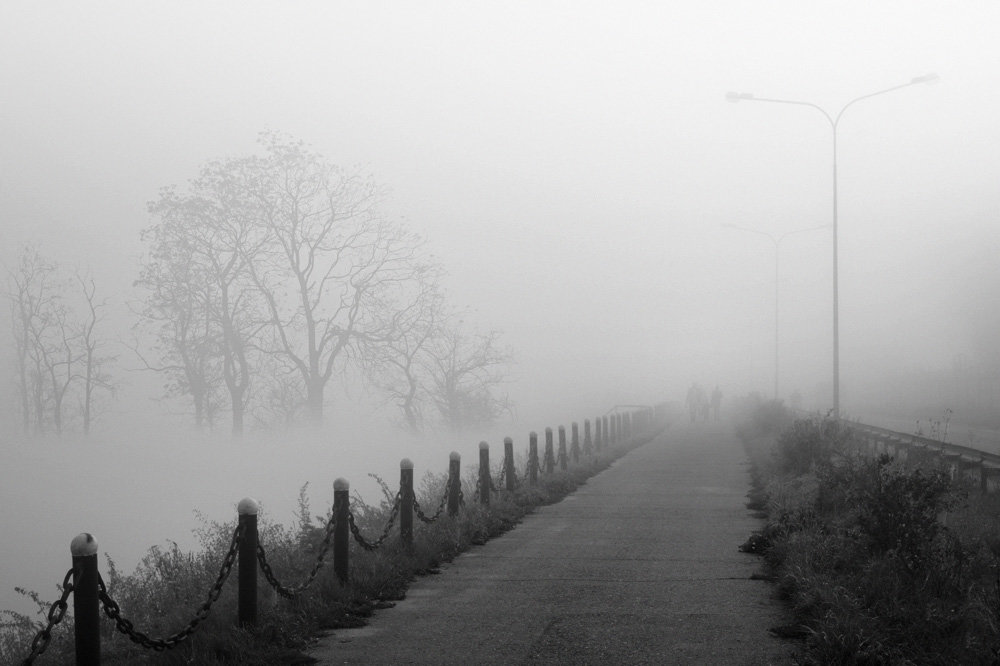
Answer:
[
  {"left": 97, "top": 522, "right": 242, "bottom": 651},
  {"left": 21, "top": 568, "right": 74, "bottom": 665},
  {"left": 413, "top": 486, "right": 449, "bottom": 524},
  {"left": 348, "top": 493, "right": 401, "bottom": 551},
  {"left": 257, "top": 509, "right": 338, "bottom": 598}
]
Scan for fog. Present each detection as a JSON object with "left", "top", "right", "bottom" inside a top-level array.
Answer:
[{"left": 2, "top": 1, "right": 1000, "bottom": 616}]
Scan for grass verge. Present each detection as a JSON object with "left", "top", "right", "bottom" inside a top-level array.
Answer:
[{"left": 738, "top": 401, "right": 1000, "bottom": 665}]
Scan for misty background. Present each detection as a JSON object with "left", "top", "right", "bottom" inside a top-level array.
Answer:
[{"left": 2, "top": 1, "right": 999, "bottom": 615}]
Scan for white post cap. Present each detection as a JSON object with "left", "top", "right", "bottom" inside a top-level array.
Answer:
[
  {"left": 479, "top": 441, "right": 489, "bottom": 450},
  {"left": 334, "top": 477, "right": 350, "bottom": 491},
  {"left": 71, "top": 533, "right": 98, "bottom": 557},
  {"left": 449, "top": 451, "right": 461, "bottom": 461},
  {"left": 400, "top": 458, "right": 414, "bottom": 470},
  {"left": 237, "top": 497, "right": 259, "bottom": 515}
]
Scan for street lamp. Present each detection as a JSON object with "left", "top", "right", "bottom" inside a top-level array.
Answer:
[
  {"left": 726, "top": 74, "right": 938, "bottom": 417},
  {"left": 723, "top": 223, "right": 829, "bottom": 401}
]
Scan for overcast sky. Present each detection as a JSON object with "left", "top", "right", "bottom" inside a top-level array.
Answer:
[{"left": 2, "top": 1, "right": 999, "bottom": 421}]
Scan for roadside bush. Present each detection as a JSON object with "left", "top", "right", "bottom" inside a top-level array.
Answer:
[
  {"left": 736, "top": 398, "right": 789, "bottom": 441},
  {"left": 773, "top": 414, "right": 853, "bottom": 476},
  {"left": 739, "top": 408, "right": 1000, "bottom": 664}
]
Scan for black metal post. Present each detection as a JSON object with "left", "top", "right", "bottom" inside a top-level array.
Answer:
[
  {"left": 237, "top": 498, "right": 258, "bottom": 629},
  {"left": 558, "top": 426, "right": 567, "bottom": 471},
  {"left": 571, "top": 422, "right": 580, "bottom": 463},
  {"left": 544, "top": 427, "right": 555, "bottom": 474},
  {"left": 529, "top": 431, "right": 539, "bottom": 485},
  {"left": 479, "top": 442, "right": 491, "bottom": 505},
  {"left": 448, "top": 453, "right": 462, "bottom": 516},
  {"left": 71, "top": 533, "right": 100, "bottom": 666},
  {"left": 333, "top": 479, "right": 349, "bottom": 585},
  {"left": 504, "top": 437, "right": 516, "bottom": 491},
  {"left": 400, "top": 459, "right": 414, "bottom": 546}
]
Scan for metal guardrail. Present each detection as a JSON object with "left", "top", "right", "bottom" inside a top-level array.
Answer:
[
  {"left": 843, "top": 419, "right": 1000, "bottom": 494},
  {"left": 846, "top": 420, "right": 1000, "bottom": 466}
]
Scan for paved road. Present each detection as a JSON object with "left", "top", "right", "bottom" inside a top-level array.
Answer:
[{"left": 309, "top": 423, "right": 794, "bottom": 665}]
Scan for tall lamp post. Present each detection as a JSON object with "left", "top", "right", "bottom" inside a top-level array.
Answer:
[
  {"left": 726, "top": 74, "right": 938, "bottom": 417},
  {"left": 723, "top": 223, "right": 829, "bottom": 401}
]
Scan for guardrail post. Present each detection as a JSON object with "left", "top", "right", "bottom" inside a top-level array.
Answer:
[
  {"left": 981, "top": 464, "right": 1000, "bottom": 494},
  {"left": 583, "top": 419, "right": 593, "bottom": 455},
  {"left": 595, "top": 417, "right": 603, "bottom": 451},
  {"left": 333, "top": 479, "right": 349, "bottom": 585},
  {"left": 602, "top": 416, "right": 610, "bottom": 447},
  {"left": 504, "top": 437, "right": 516, "bottom": 491},
  {"left": 71, "top": 533, "right": 100, "bottom": 666},
  {"left": 238, "top": 497, "right": 259, "bottom": 629},
  {"left": 571, "top": 422, "right": 580, "bottom": 463},
  {"left": 479, "top": 442, "right": 491, "bottom": 505},
  {"left": 544, "top": 427, "right": 555, "bottom": 474},
  {"left": 448, "top": 453, "right": 462, "bottom": 516},
  {"left": 558, "top": 426, "right": 568, "bottom": 470},
  {"left": 529, "top": 432, "right": 539, "bottom": 485},
  {"left": 400, "top": 459, "right": 414, "bottom": 546}
]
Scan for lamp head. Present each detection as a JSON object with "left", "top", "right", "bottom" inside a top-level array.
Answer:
[
  {"left": 911, "top": 73, "right": 940, "bottom": 85},
  {"left": 726, "top": 91, "right": 756, "bottom": 103}
]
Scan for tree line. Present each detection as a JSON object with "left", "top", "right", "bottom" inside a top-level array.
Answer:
[{"left": 5, "top": 133, "right": 510, "bottom": 436}]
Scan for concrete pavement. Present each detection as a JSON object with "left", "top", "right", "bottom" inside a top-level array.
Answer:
[{"left": 308, "top": 422, "right": 794, "bottom": 665}]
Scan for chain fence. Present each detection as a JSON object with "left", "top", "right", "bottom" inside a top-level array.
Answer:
[
  {"left": 17, "top": 406, "right": 658, "bottom": 663},
  {"left": 413, "top": 486, "right": 449, "bottom": 524},
  {"left": 348, "top": 493, "right": 401, "bottom": 551},
  {"left": 21, "top": 568, "right": 74, "bottom": 665},
  {"left": 257, "top": 508, "right": 339, "bottom": 599},
  {"left": 97, "top": 521, "right": 243, "bottom": 651}
]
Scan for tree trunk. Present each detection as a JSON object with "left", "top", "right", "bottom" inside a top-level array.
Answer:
[
  {"left": 231, "top": 385, "right": 245, "bottom": 436},
  {"left": 232, "top": 404, "right": 244, "bottom": 436},
  {"left": 306, "top": 381, "right": 324, "bottom": 422},
  {"left": 194, "top": 395, "right": 205, "bottom": 429}
]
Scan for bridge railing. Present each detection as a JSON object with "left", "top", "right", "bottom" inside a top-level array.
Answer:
[
  {"left": 844, "top": 419, "right": 1000, "bottom": 494},
  {"left": 18, "top": 405, "right": 665, "bottom": 665}
]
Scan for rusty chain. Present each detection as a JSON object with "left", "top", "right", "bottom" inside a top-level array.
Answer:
[
  {"left": 21, "top": 568, "right": 74, "bottom": 665},
  {"left": 97, "top": 522, "right": 242, "bottom": 651},
  {"left": 347, "top": 493, "right": 401, "bottom": 551},
  {"left": 257, "top": 509, "right": 338, "bottom": 598},
  {"left": 413, "top": 487, "right": 449, "bottom": 524}
]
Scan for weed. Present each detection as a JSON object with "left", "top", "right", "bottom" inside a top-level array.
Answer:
[{"left": 739, "top": 406, "right": 1000, "bottom": 664}]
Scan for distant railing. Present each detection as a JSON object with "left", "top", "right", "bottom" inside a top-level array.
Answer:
[
  {"left": 846, "top": 419, "right": 1000, "bottom": 493},
  {"left": 19, "top": 405, "right": 665, "bottom": 665}
]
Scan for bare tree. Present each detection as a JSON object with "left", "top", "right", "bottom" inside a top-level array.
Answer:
[
  {"left": 40, "top": 301, "right": 76, "bottom": 435},
  {"left": 142, "top": 158, "right": 267, "bottom": 435},
  {"left": 5, "top": 247, "right": 117, "bottom": 435},
  {"left": 134, "top": 229, "right": 225, "bottom": 430},
  {"left": 136, "top": 133, "right": 444, "bottom": 429},
  {"left": 244, "top": 133, "right": 430, "bottom": 422},
  {"left": 75, "top": 271, "right": 116, "bottom": 434},
  {"left": 6, "top": 246, "right": 68, "bottom": 434},
  {"left": 365, "top": 278, "right": 444, "bottom": 431},
  {"left": 424, "top": 320, "right": 512, "bottom": 431}
]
